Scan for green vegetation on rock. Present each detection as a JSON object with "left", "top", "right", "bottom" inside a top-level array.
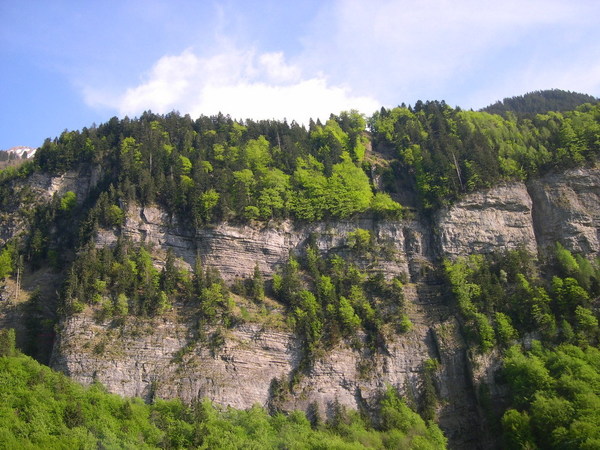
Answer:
[
  {"left": 0, "top": 96, "right": 599, "bottom": 448},
  {"left": 0, "top": 341, "right": 446, "bottom": 449}
]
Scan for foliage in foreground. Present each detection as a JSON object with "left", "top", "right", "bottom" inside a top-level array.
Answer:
[
  {"left": 0, "top": 338, "right": 446, "bottom": 449},
  {"left": 501, "top": 343, "right": 600, "bottom": 449},
  {"left": 443, "top": 246, "right": 600, "bottom": 448}
]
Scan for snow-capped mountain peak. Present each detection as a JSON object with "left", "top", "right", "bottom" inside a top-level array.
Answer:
[{"left": 3, "top": 146, "right": 37, "bottom": 158}]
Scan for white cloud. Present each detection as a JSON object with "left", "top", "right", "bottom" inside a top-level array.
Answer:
[
  {"left": 85, "top": 47, "right": 380, "bottom": 123},
  {"left": 82, "top": 0, "right": 600, "bottom": 120},
  {"left": 258, "top": 52, "right": 301, "bottom": 84}
]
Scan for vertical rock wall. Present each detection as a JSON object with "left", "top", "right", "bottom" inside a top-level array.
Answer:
[{"left": 49, "top": 166, "right": 600, "bottom": 449}]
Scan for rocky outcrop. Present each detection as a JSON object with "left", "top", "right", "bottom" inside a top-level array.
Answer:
[
  {"left": 437, "top": 182, "right": 537, "bottom": 258},
  {"left": 435, "top": 166, "right": 599, "bottom": 260},
  {"left": 97, "top": 207, "right": 423, "bottom": 281},
  {"left": 0, "top": 165, "right": 99, "bottom": 245},
  {"left": 528, "top": 166, "right": 600, "bottom": 257},
  {"left": 52, "top": 315, "right": 295, "bottom": 409},
  {"left": 27, "top": 165, "right": 100, "bottom": 203}
]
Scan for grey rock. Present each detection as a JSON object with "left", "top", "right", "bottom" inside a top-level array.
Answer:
[
  {"left": 528, "top": 167, "right": 600, "bottom": 257},
  {"left": 10, "top": 165, "right": 597, "bottom": 449},
  {"left": 437, "top": 182, "right": 537, "bottom": 258}
]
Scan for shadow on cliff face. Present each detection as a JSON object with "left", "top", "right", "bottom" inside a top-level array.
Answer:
[
  {"left": 0, "top": 267, "right": 61, "bottom": 365},
  {"left": 22, "top": 288, "right": 58, "bottom": 365}
]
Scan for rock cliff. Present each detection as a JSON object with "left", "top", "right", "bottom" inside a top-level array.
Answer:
[
  {"left": 8, "top": 165, "right": 597, "bottom": 448},
  {"left": 97, "top": 209, "right": 417, "bottom": 281},
  {"left": 437, "top": 165, "right": 599, "bottom": 259},
  {"left": 0, "top": 165, "right": 98, "bottom": 246},
  {"left": 528, "top": 167, "right": 600, "bottom": 257},
  {"left": 437, "top": 182, "right": 537, "bottom": 258}
]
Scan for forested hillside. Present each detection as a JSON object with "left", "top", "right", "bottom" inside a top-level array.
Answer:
[
  {"left": 481, "top": 89, "right": 598, "bottom": 117},
  {"left": 370, "top": 100, "right": 599, "bottom": 209},
  {"left": 0, "top": 97, "right": 599, "bottom": 448},
  {"left": 3, "top": 99, "right": 598, "bottom": 229}
]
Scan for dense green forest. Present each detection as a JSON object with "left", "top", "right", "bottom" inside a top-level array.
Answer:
[
  {"left": 370, "top": 100, "right": 599, "bottom": 210},
  {"left": 0, "top": 95, "right": 599, "bottom": 448},
  {"left": 482, "top": 89, "right": 598, "bottom": 117},
  {"left": 1, "top": 99, "right": 598, "bottom": 228},
  {"left": 445, "top": 244, "right": 600, "bottom": 448}
]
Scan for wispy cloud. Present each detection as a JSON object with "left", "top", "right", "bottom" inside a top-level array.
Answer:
[{"left": 299, "top": 0, "right": 600, "bottom": 107}]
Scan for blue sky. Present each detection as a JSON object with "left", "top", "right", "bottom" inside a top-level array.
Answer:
[{"left": 1, "top": 0, "right": 599, "bottom": 150}]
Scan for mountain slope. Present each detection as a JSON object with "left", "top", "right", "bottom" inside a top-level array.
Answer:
[
  {"left": 0, "top": 100, "right": 599, "bottom": 449},
  {"left": 481, "top": 88, "right": 598, "bottom": 116}
]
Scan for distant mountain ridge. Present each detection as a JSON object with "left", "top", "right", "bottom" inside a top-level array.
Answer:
[
  {"left": 0, "top": 146, "right": 36, "bottom": 168},
  {"left": 481, "top": 88, "right": 598, "bottom": 116},
  {"left": 1, "top": 146, "right": 36, "bottom": 159}
]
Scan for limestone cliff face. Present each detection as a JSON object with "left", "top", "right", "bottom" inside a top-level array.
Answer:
[
  {"left": 436, "top": 166, "right": 599, "bottom": 259},
  {"left": 55, "top": 214, "right": 437, "bottom": 412},
  {"left": 45, "top": 165, "right": 599, "bottom": 448},
  {"left": 27, "top": 166, "right": 101, "bottom": 202},
  {"left": 528, "top": 167, "right": 600, "bottom": 257},
  {"left": 0, "top": 166, "right": 99, "bottom": 246},
  {"left": 97, "top": 208, "right": 419, "bottom": 281},
  {"left": 437, "top": 182, "right": 537, "bottom": 258},
  {"left": 52, "top": 316, "right": 295, "bottom": 409}
]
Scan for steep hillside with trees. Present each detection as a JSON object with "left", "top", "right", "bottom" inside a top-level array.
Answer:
[{"left": 0, "top": 95, "right": 599, "bottom": 448}]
